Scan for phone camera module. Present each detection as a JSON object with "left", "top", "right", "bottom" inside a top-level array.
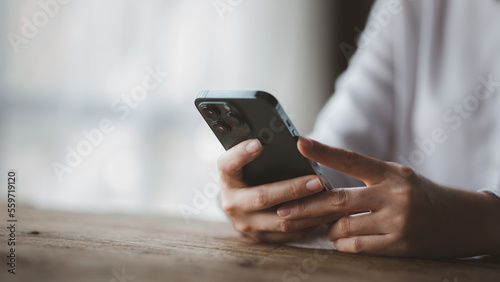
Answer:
[
  {"left": 224, "top": 112, "right": 244, "bottom": 127},
  {"left": 200, "top": 105, "right": 220, "bottom": 120},
  {"left": 212, "top": 121, "right": 231, "bottom": 135}
]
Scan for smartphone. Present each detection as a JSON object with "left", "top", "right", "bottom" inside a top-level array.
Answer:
[{"left": 195, "top": 90, "right": 332, "bottom": 190}]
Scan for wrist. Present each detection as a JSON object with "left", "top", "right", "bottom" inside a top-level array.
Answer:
[
  {"left": 478, "top": 191, "right": 500, "bottom": 253},
  {"left": 440, "top": 188, "right": 500, "bottom": 257}
]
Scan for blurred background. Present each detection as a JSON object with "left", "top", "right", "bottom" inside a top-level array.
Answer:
[{"left": 0, "top": 0, "right": 372, "bottom": 221}]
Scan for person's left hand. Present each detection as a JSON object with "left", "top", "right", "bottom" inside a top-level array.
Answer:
[{"left": 276, "top": 137, "right": 500, "bottom": 258}]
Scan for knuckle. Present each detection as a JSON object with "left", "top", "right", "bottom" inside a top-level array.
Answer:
[
  {"left": 216, "top": 153, "right": 231, "bottom": 173},
  {"left": 386, "top": 162, "right": 416, "bottom": 181},
  {"left": 235, "top": 222, "right": 252, "bottom": 234},
  {"left": 217, "top": 166, "right": 232, "bottom": 182},
  {"left": 253, "top": 188, "right": 268, "bottom": 209},
  {"left": 396, "top": 165, "right": 416, "bottom": 179},
  {"left": 350, "top": 238, "right": 364, "bottom": 253},
  {"left": 217, "top": 152, "right": 244, "bottom": 178},
  {"left": 278, "top": 219, "right": 294, "bottom": 233},
  {"left": 286, "top": 180, "right": 302, "bottom": 200},
  {"left": 391, "top": 184, "right": 414, "bottom": 206},
  {"left": 219, "top": 176, "right": 231, "bottom": 191},
  {"left": 337, "top": 217, "right": 351, "bottom": 236},
  {"left": 343, "top": 150, "right": 361, "bottom": 169},
  {"left": 330, "top": 189, "right": 348, "bottom": 207},
  {"left": 217, "top": 169, "right": 232, "bottom": 183},
  {"left": 222, "top": 201, "right": 238, "bottom": 217},
  {"left": 295, "top": 200, "right": 308, "bottom": 216},
  {"left": 216, "top": 154, "right": 225, "bottom": 171}
]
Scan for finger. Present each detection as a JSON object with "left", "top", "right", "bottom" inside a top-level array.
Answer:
[
  {"left": 334, "top": 234, "right": 396, "bottom": 256},
  {"left": 230, "top": 175, "right": 325, "bottom": 212},
  {"left": 240, "top": 210, "right": 339, "bottom": 233},
  {"left": 297, "top": 137, "right": 389, "bottom": 185},
  {"left": 277, "top": 185, "right": 386, "bottom": 219},
  {"left": 249, "top": 227, "right": 317, "bottom": 243},
  {"left": 328, "top": 212, "right": 385, "bottom": 241},
  {"left": 217, "top": 139, "right": 262, "bottom": 187}
]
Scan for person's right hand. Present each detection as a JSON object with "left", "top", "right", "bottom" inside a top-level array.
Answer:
[{"left": 218, "top": 139, "right": 339, "bottom": 243}]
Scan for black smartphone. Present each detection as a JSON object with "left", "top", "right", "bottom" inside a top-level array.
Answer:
[{"left": 195, "top": 90, "right": 332, "bottom": 190}]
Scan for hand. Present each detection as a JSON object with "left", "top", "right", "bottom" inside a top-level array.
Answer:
[
  {"left": 277, "top": 137, "right": 500, "bottom": 258},
  {"left": 218, "top": 139, "right": 339, "bottom": 242}
]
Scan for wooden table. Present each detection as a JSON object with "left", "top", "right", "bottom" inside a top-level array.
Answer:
[{"left": 1, "top": 206, "right": 499, "bottom": 282}]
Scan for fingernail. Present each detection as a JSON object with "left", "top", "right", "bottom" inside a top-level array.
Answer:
[
  {"left": 246, "top": 139, "right": 261, "bottom": 153},
  {"left": 306, "top": 178, "right": 323, "bottom": 191},
  {"left": 277, "top": 207, "right": 291, "bottom": 218}
]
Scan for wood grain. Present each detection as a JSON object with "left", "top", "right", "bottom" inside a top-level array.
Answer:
[{"left": 0, "top": 206, "right": 499, "bottom": 282}]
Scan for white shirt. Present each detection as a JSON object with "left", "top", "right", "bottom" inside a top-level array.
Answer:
[{"left": 311, "top": 0, "right": 500, "bottom": 198}]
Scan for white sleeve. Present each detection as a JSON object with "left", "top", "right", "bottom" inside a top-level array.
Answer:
[
  {"left": 478, "top": 188, "right": 500, "bottom": 199},
  {"left": 310, "top": 0, "right": 399, "bottom": 188}
]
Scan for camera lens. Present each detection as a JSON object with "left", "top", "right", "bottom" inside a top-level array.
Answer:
[
  {"left": 224, "top": 112, "right": 244, "bottom": 127},
  {"left": 212, "top": 121, "right": 231, "bottom": 135},
  {"left": 200, "top": 105, "right": 220, "bottom": 120}
]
